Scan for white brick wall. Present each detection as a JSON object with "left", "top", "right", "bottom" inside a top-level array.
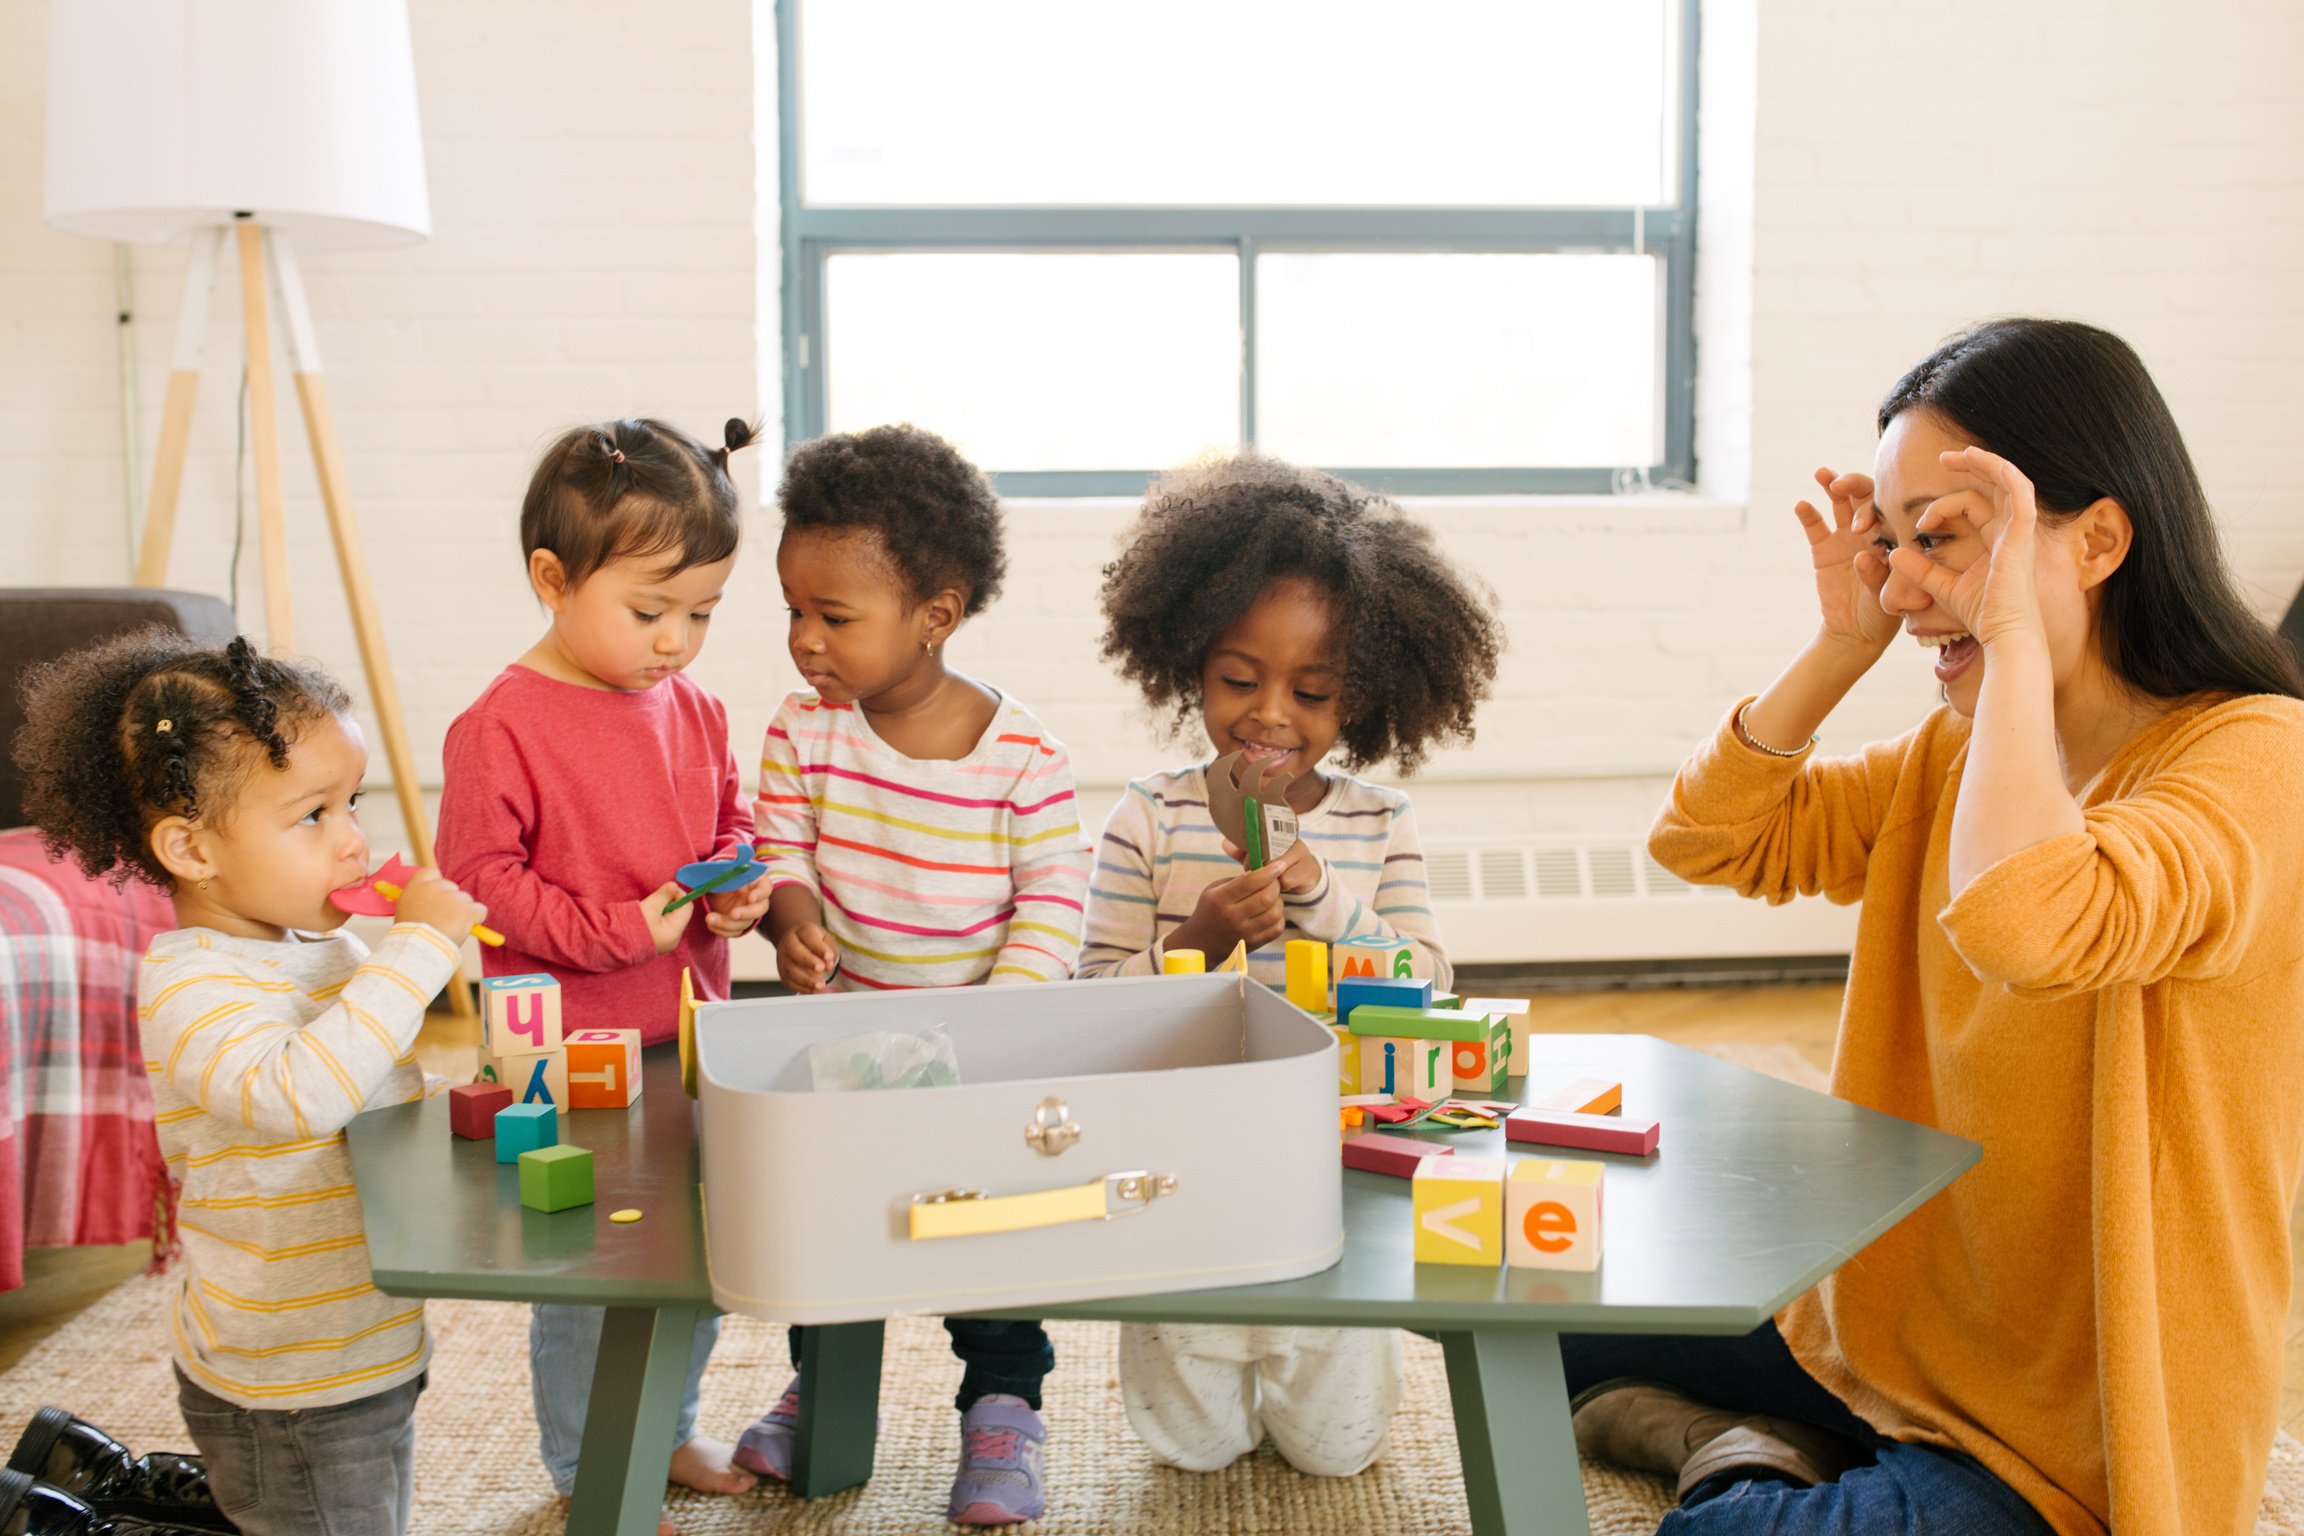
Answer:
[{"left": 7, "top": 0, "right": 2304, "bottom": 957}]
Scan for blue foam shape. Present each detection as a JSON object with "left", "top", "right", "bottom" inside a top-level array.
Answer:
[
  {"left": 675, "top": 853, "right": 769, "bottom": 893},
  {"left": 1335, "top": 975, "right": 1434, "bottom": 1028},
  {"left": 494, "top": 1101, "right": 558, "bottom": 1163}
]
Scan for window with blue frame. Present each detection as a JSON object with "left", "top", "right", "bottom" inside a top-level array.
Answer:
[{"left": 776, "top": 0, "right": 1699, "bottom": 496}]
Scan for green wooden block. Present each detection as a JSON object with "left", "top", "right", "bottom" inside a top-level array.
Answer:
[
  {"left": 1348, "top": 1004, "right": 1491, "bottom": 1042},
  {"left": 519, "top": 1144, "right": 594, "bottom": 1213}
]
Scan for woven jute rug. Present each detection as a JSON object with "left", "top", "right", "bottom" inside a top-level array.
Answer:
[{"left": 0, "top": 1042, "right": 2295, "bottom": 1534}]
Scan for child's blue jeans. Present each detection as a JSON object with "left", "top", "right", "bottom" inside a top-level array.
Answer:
[
  {"left": 531, "top": 1302, "right": 721, "bottom": 1497},
  {"left": 173, "top": 1365, "right": 423, "bottom": 1536},
  {"left": 1560, "top": 1322, "right": 2057, "bottom": 1535},
  {"left": 789, "top": 1319, "right": 1054, "bottom": 1410}
]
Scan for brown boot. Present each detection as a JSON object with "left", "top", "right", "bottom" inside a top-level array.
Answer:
[
  {"left": 1569, "top": 1379, "right": 1868, "bottom": 1502},
  {"left": 1676, "top": 1419, "right": 1868, "bottom": 1502}
]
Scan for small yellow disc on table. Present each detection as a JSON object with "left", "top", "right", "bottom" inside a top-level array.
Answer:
[{"left": 610, "top": 1209, "right": 643, "bottom": 1224}]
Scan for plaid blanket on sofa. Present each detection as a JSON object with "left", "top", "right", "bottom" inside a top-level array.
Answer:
[{"left": 0, "top": 827, "right": 172, "bottom": 1291}]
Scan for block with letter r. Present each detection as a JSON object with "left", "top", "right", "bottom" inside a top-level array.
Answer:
[{"left": 482, "top": 973, "right": 563, "bottom": 1056}]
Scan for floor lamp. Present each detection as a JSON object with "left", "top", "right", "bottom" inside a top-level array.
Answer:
[{"left": 45, "top": 0, "right": 475, "bottom": 1014}]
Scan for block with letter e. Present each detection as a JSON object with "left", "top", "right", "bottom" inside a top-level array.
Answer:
[
  {"left": 564, "top": 1028, "right": 642, "bottom": 1109},
  {"left": 1507, "top": 1157, "right": 1604, "bottom": 1272},
  {"left": 481, "top": 973, "right": 563, "bottom": 1056}
]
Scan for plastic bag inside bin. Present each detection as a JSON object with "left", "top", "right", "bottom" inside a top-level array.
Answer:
[{"left": 807, "top": 1023, "right": 960, "bottom": 1091}]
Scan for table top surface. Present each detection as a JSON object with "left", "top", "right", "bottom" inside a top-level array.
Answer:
[{"left": 347, "top": 1034, "right": 1978, "bottom": 1331}]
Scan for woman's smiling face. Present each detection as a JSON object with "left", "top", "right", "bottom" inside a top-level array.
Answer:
[{"left": 1868, "top": 408, "right": 2092, "bottom": 716}]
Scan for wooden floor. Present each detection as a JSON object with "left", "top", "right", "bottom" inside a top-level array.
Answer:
[{"left": 1, "top": 982, "right": 2298, "bottom": 1439}]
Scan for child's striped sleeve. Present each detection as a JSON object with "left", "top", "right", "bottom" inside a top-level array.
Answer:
[
  {"left": 142, "top": 924, "right": 462, "bottom": 1141},
  {"left": 754, "top": 694, "right": 822, "bottom": 900},
  {"left": 1078, "top": 780, "right": 1164, "bottom": 979},
  {"left": 989, "top": 740, "right": 1090, "bottom": 984}
]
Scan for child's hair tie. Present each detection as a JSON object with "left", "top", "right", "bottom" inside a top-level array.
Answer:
[
  {"left": 608, "top": 447, "right": 626, "bottom": 465},
  {"left": 154, "top": 719, "right": 173, "bottom": 734}
]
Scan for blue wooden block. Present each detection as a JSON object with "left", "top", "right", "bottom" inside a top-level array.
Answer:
[
  {"left": 494, "top": 1101, "right": 557, "bottom": 1163},
  {"left": 1335, "top": 975, "right": 1434, "bottom": 1028}
]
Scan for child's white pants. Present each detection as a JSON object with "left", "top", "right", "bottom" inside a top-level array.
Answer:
[{"left": 1117, "top": 1322, "right": 1403, "bottom": 1477}]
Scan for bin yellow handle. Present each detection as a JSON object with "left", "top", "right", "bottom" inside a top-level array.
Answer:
[{"left": 908, "top": 1171, "right": 1179, "bottom": 1241}]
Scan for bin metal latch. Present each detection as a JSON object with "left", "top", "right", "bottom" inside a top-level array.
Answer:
[
  {"left": 1024, "top": 1097, "right": 1081, "bottom": 1156},
  {"left": 907, "top": 1169, "right": 1180, "bottom": 1241}
]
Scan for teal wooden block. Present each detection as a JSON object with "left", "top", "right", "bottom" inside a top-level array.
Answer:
[
  {"left": 495, "top": 1101, "right": 557, "bottom": 1164},
  {"left": 520, "top": 1144, "right": 595, "bottom": 1212}
]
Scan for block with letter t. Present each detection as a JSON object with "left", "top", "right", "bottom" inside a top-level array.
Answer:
[{"left": 564, "top": 1028, "right": 642, "bottom": 1110}]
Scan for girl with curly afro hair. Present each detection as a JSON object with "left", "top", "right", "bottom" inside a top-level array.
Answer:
[
  {"left": 1081, "top": 451, "right": 1500, "bottom": 1481},
  {"left": 10, "top": 629, "right": 484, "bottom": 1531}
]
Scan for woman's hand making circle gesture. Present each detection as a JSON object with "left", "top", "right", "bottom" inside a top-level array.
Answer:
[
  {"left": 1793, "top": 466, "right": 1901, "bottom": 656},
  {"left": 1886, "top": 446, "right": 2047, "bottom": 652}
]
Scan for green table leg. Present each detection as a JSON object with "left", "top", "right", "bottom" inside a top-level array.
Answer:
[
  {"left": 793, "top": 1320, "right": 885, "bottom": 1498},
  {"left": 1438, "top": 1328, "right": 1591, "bottom": 1536},
  {"left": 568, "top": 1302, "right": 709, "bottom": 1536}
]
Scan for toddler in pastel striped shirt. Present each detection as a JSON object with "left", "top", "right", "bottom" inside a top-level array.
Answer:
[
  {"left": 738, "top": 424, "right": 1090, "bottom": 1525},
  {"left": 13, "top": 632, "right": 487, "bottom": 1536},
  {"left": 1083, "top": 451, "right": 1503, "bottom": 1478}
]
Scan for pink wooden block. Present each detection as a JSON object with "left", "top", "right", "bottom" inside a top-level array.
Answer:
[
  {"left": 1504, "top": 1106, "right": 1660, "bottom": 1157},
  {"left": 1341, "top": 1132, "right": 1456, "bottom": 1179}
]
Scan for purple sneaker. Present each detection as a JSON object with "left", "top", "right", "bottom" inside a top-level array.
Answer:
[
  {"left": 733, "top": 1377, "right": 802, "bottom": 1481},
  {"left": 947, "top": 1395, "right": 1046, "bottom": 1525}
]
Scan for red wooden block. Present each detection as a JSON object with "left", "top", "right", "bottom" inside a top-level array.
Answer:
[
  {"left": 1341, "top": 1132, "right": 1456, "bottom": 1179},
  {"left": 450, "top": 1082, "right": 515, "bottom": 1140},
  {"left": 1504, "top": 1106, "right": 1660, "bottom": 1157}
]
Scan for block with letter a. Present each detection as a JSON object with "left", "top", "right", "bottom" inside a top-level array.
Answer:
[
  {"left": 1506, "top": 1158, "right": 1604, "bottom": 1272},
  {"left": 564, "top": 1028, "right": 642, "bottom": 1109},
  {"left": 481, "top": 973, "right": 563, "bottom": 1056}
]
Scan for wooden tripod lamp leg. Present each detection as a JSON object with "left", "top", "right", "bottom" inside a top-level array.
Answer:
[
  {"left": 138, "top": 228, "right": 225, "bottom": 589},
  {"left": 269, "top": 233, "right": 478, "bottom": 1020},
  {"left": 235, "top": 222, "right": 294, "bottom": 651}
]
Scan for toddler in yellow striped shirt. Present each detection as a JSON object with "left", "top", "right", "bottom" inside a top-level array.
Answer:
[{"left": 14, "top": 632, "right": 485, "bottom": 1536}]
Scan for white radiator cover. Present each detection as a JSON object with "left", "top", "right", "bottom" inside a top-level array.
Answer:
[{"left": 1421, "top": 840, "right": 1859, "bottom": 964}]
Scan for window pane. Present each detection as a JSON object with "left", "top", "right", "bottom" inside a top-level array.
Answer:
[
  {"left": 800, "top": 1, "right": 1674, "bottom": 207},
  {"left": 1254, "top": 253, "right": 1659, "bottom": 468},
  {"left": 823, "top": 252, "right": 1240, "bottom": 473}
]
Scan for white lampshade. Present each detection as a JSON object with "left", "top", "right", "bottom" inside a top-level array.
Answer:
[{"left": 43, "top": 0, "right": 431, "bottom": 251}]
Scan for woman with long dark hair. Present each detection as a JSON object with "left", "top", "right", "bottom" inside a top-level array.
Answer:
[{"left": 1573, "top": 318, "right": 2304, "bottom": 1534}]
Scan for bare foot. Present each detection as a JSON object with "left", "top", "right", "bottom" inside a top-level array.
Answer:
[
  {"left": 554, "top": 1494, "right": 677, "bottom": 1536},
  {"left": 669, "top": 1434, "right": 760, "bottom": 1496}
]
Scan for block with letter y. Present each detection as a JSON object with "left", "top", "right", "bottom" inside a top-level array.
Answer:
[{"left": 481, "top": 973, "right": 563, "bottom": 1056}]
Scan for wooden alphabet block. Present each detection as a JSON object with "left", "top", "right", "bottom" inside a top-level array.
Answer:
[
  {"left": 518, "top": 1144, "right": 595, "bottom": 1212},
  {"left": 1340, "top": 1132, "right": 1453, "bottom": 1179},
  {"left": 481, "top": 973, "right": 563, "bottom": 1056},
  {"left": 1334, "top": 976, "right": 1434, "bottom": 1028},
  {"left": 1412, "top": 1154, "right": 1507, "bottom": 1266},
  {"left": 494, "top": 1101, "right": 557, "bottom": 1163},
  {"left": 1357, "top": 1035, "right": 1451, "bottom": 1101},
  {"left": 479, "top": 1047, "right": 569, "bottom": 1111},
  {"left": 1285, "top": 939, "right": 1330, "bottom": 1014},
  {"left": 1505, "top": 1106, "right": 1659, "bottom": 1157},
  {"left": 1460, "top": 997, "right": 1532, "bottom": 1078},
  {"left": 1330, "top": 936, "right": 1418, "bottom": 982},
  {"left": 448, "top": 1082, "right": 513, "bottom": 1140},
  {"left": 563, "top": 1028, "right": 642, "bottom": 1110},
  {"left": 1532, "top": 1077, "right": 1623, "bottom": 1116},
  {"left": 1507, "top": 1158, "right": 1604, "bottom": 1271}
]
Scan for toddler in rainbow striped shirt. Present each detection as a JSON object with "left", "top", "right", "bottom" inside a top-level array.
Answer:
[{"left": 738, "top": 424, "right": 1089, "bottom": 1525}]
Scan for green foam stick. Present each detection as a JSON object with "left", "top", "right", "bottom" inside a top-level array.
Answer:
[{"left": 662, "top": 861, "right": 755, "bottom": 915}]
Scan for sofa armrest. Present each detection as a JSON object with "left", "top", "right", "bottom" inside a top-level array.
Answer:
[{"left": 0, "top": 587, "right": 238, "bottom": 828}]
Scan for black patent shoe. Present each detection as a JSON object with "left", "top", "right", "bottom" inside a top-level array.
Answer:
[{"left": 5, "top": 1410, "right": 231, "bottom": 1533}]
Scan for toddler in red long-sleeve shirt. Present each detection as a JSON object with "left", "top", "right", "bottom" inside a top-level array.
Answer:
[{"left": 435, "top": 414, "right": 767, "bottom": 1530}]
